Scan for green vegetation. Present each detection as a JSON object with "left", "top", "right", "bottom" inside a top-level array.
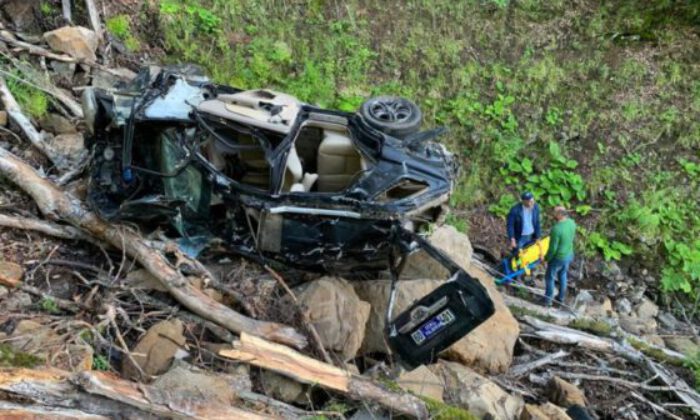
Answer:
[
  {"left": 684, "top": 352, "right": 700, "bottom": 391},
  {"left": 5, "top": 70, "right": 48, "bottom": 119},
  {"left": 138, "top": 1, "right": 700, "bottom": 308},
  {"left": 0, "top": 343, "right": 41, "bottom": 368},
  {"left": 422, "top": 397, "right": 478, "bottom": 420},
  {"left": 106, "top": 15, "right": 140, "bottom": 52},
  {"left": 570, "top": 318, "right": 613, "bottom": 337},
  {"left": 40, "top": 296, "right": 60, "bottom": 314},
  {"left": 92, "top": 354, "right": 111, "bottom": 371}
]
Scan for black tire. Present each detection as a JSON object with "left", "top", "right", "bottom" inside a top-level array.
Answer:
[{"left": 359, "top": 96, "right": 422, "bottom": 138}]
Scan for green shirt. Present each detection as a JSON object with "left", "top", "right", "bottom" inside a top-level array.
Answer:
[{"left": 545, "top": 218, "right": 576, "bottom": 261}]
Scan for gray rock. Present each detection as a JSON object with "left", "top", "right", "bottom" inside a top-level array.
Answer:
[
  {"left": 295, "top": 276, "right": 370, "bottom": 361},
  {"left": 151, "top": 361, "right": 251, "bottom": 405},
  {"left": 0, "top": 291, "right": 32, "bottom": 311},
  {"left": 397, "top": 365, "right": 444, "bottom": 402},
  {"left": 615, "top": 297, "right": 633, "bottom": 315},
  {"left": 657, "top": 311, "right": 679, "bottom": 331},
  {"left": 634, "top": 297, "right": 659, "bottom": 320},
  {"left": 430, "top": 361, "right": 524, "bottom": 419},
  {"left": 572, "top": 290, "right": 594, "bottom": 315},
  {"left": 122, "top": 319, "right": 187, "bottom": 379},
  {"left": 40, "top": 113, "right": 78, "bottom": 135},
  {"left": 49, "top": 61, "right": 77, "bottom": 86},
  {"left": 0, "top": 285, "right": 8, "bottom": 298},
  {"left": 402, "top": 225, "right": 473, "bottom": 279},
  {"left": 91, "top": 67, "right": 137, "bottom": 89},
  {"left": 663, "top": 336, "right": 700, "bottom": 356},
  {"left": 259, "top": 371, "right": 308, "bottom": 404},
  {"left": 600, "top": 261, "right": 623, "bottom": 281},
  {"left": 43, "top": 26, "right": 99, "bottom": 61},
  {"left": 2, "top": 1, "right": 39, "bottom": 33}
]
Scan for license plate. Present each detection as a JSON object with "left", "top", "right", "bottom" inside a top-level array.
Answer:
[{"left": 410, "top": 308, "right": 456, "bottom": 345}]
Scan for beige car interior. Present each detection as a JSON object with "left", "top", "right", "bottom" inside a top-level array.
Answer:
[
  {"left": 281, "top": 121, "right": 368, "bottom": 193},
  {"left": 198, "top": 89, "right": 367, "bottom": 193}
]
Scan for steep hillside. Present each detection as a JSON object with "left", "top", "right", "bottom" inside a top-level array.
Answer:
[{"left": 99, "top": 0, "right": 700, "bottom": 304}]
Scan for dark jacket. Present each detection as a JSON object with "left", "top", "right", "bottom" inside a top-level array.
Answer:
[{"left": 506, "top": 203, "right": 541, "bottom": 242}]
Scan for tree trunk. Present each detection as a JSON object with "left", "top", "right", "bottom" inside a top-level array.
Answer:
[
  {"left": 0, "top": 146, "right": 307, "bottom": 349},
  {"left": 220, "top": 333, "right": 430, "bottom": 419}
]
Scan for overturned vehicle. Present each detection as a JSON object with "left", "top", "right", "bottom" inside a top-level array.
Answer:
[{"left": 83, "top": 66, "right": 494, "bottom": 366}]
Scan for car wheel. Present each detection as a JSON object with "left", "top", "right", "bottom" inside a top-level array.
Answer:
[{"left": 359, "top": 96, "right": 422, "bottom": 138}]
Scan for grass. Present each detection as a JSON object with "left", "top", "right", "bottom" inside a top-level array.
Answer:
[
  {"left": 5, "top": 71, "right": 48, "bottom": 119},
  {"left": 106, "top": 15, "right": 140, "bottom": 52}
]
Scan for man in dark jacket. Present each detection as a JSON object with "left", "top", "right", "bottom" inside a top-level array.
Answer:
[{"left": 506, "top": 191, "right": 541, "bottom": 250}]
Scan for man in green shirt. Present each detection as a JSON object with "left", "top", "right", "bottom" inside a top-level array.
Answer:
[{"left": 544, "top": 206, "right": 576, "bottom": 307}]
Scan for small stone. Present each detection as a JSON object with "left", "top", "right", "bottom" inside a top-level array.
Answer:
[
  {"left": 657, "top": 311, "right": 679, "bottom": 331},
  {"left": 122, "top": 319, "right": 187, "bottom": 379},
  {"left": 664, "top": 336, "right": 700, "bottom": 356},
  {"left": 0, "top": 291, "right": 32, "bottom": 311},
  {"left": 547, "top": 376, "right": 587, "bottom": 407},
  {"left": 51, "top": 133, "right": 85, "bottom": 158},
  {"left": 0, "top": 260, "right": 24, "bottom": 288},
  {"left": 397, "top": 365, "right": 444, "bottom": 402},
  {"left": 634, "top": 298, "right": 659, "bottom": 320},
  {"left": 43, "top": 26, "right": 98, "bottom": 62},
  {"left": 0, "top": 285, "right": 8, "bottom": 298},
  {"left": 572, "top": 290, "right": 594, "bottom": 314},
  {"left": 642, "top": 335, "right": 666, "bottom": 348},
  {"left": 260, "top": 371, "right": 307, "bottom": 404},
  {"left": 2, "top": 1, "right": 39, "bottom": 33},
  {"left": 615, "top": 297, "right": 633, "bottom": 315},
  {"left": 91, "top": 67, "right": 137, "bottom": 89},
  {"left": 49, "top": 61, "right": 77, "bottom": 86},
  {"left": 0, "top": 110, "right": 7, "bottom": 126},
  {"left": 521, "top": 403, "right": 570, "bottom": 420},
  {"left": 40, "top": 113, "right": 78, "bottom": 135},
  {"left": 584, "top": 297, "right": 616, "bottom": 319},
  {"left": 126, "top": 269, "right": 168, "bottom": 292}
]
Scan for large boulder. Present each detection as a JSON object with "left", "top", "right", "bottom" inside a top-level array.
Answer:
[
  {"left": 431, "top": 361, "right": 524, "bottom": 419},
  {"left": 295, "top": 276, "right": 370, "bottom": 361},
  {"left": 354, "top": 278, "right": 442, "bottom": 355},
  {"left": 402, "top": 225, "right": 473, "bottom": 279},
  {"left": 122, "top": 319, "right": 187, "bottom": 379},
  {"left": 43, "top": 26, "right": 99, "bottom": 61},
  {"left": 355, "top": 227, "right": 519, "bottom": 373},
  {"left": 397, "top": 365, "right": 444, "bottom": 402},
  {"left": 444, "top": 265, "right": 520, "bottom": 373}
]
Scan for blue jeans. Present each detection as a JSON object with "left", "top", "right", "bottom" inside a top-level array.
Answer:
[
  {"left": 545, "top": 255, "right": 573, "bottom": 305},
  {"left": 517, "top": 234, "right": 533, "bottom": 249}
]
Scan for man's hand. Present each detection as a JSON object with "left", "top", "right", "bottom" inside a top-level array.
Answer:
[{"left": 510, "top": 238, "right": 517, "bottom": 249}]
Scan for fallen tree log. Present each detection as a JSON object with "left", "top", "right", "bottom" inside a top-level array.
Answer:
[
  {"left": 523, "top": 316, "right": 700, "bottom": 416},
  {"left": 507, "top": 294, "right": 687, "bottom": 364},
  {"left": 0, "top": 368, "right": 274, "bottom": 419},
  {"left": 220, "top": 332, "right": 430, "bottom": 419},
  {"left": 0, "top": 212, "right": 88, "bottom": 241},
  {"left": 0, "top": 146, "right": 307, "bottom": 349}
]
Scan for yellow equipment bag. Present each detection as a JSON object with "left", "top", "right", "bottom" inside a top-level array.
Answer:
[{"left": 508, "top": 236, "right": 550, "bottom": 276}]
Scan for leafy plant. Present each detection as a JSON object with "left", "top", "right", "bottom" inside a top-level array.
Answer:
[
  {"left": 40, "top": 297, "right": 60, "bottom": 314},
  {"left": 588, "top": 232, "right": 633, "bottom": 261},
  {"left": 106, "top": 15, "right": 140, "bottom": 51},
  {"left": 93, "top": 354, "right": 110, "bottom": 371}
]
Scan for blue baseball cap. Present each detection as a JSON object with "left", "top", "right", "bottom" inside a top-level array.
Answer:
[{"left": 521, "top": 191, "right": 534, "bottom": 200}]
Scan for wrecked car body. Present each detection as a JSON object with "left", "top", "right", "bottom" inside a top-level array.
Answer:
[{"left": 83, "top": 66, "right": 494, "bottom": 366}]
